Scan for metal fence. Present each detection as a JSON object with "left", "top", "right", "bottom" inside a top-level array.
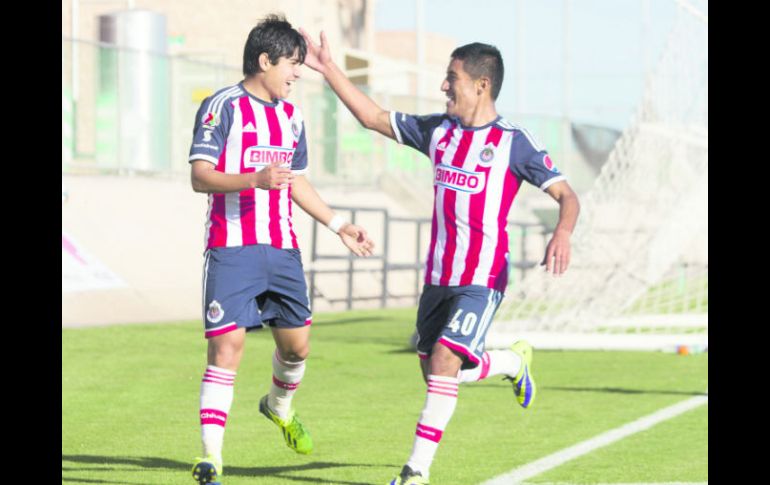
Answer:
[{"left": 307, "top": 206, "right": 550, "bottom": 310}]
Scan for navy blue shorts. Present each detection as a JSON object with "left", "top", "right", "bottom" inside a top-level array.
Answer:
[
  {"left": 201, "top": 245, "right": 311, "bottom": 338},
  {"left": 416, "top": 284, "right": 504, "bottom": 369}
]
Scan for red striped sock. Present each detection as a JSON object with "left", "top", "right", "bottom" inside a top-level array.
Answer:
[
  {"left": 405, "top": 375, "right": 459, "bottom": 478},
  {"left": 268, "top": 350, "right": 305, "bottom": 419},
  {"left": 200, "top": 365, "right": 236, "bottom": 462},
  {"left": 458, "top": 350, "right": 521, "bottom": 383}
]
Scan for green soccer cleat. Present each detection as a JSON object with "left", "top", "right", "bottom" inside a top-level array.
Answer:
[
  {"left": 505, "top": 340, "right": 536, "bottom": 409},
  {"left": 387, "top": 465, "right": 429, "bottom": 485},
  {"left": 259, "top": 394, "right": 313, "bottom": 454},
  {"left": 191, "top": 455, "right": 222, "bottom": 484}
]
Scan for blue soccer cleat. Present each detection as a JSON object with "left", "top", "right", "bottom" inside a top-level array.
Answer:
[
  {"left": 505, "top": 340, "right": 536, "bottom": 409},
  {"left": 192, "top": 455, "right": 222, "bottom": 484}
]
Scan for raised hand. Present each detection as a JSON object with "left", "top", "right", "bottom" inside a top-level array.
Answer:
[{"left": 299, "top": 28, "right": 332, "bottom": 74}]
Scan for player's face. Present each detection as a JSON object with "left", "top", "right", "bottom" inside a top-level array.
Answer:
[
  {"left": 264, "top": 49, "right": 303, "bottom": 100},
  {"left": 441, "top": 59, "right": 479, "bottom": 118}
]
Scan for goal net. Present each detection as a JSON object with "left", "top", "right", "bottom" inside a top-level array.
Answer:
[{"left": 489, "top": 1, "right": 708, "bottom": 351}]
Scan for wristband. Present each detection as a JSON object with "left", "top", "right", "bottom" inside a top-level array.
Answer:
[{"left": 327, "top": 214, "right": 347, "bottom": 234}]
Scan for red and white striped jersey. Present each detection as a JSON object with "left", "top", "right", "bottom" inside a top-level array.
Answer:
[
  {"left": 390, "top": 112, "right": 566, "bottom": 292},
  {"left": 189, "top": 83, "right": 308, "bottom": 251}
]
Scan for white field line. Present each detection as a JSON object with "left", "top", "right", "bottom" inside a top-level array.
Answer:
[
  {"left": 520, "top": 483, "right": 707, "bottom": 485},
  {"left": 480, "top": 394, "right": 708, "bottom": 485}
]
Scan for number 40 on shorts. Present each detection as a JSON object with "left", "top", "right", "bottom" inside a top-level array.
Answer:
[{"left": 448, "top": 309, "right": 478, "bottom": 336}]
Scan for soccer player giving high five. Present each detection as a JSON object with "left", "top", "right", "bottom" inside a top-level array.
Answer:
[{"left": 300, "top": 29, "right": 580, "bottom": 485}]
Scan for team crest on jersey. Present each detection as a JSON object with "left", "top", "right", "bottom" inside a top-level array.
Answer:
[
  {"left": 437, "top": 140, "right": 449, "bottom": 151},
  {"left": 202, "top": 112, "right": 219, "bottom": 128},
  {"left": 435, "top": 164, "right": 486, "bottom": 194},
  {"left": 207, "top": 300, "right": 224, "bottom": 324},
  {"left": 543, "top": 154, "right": 560, "bottom": 173},
  {"left": 479, "top": 145, "right": 495, "bottom": 164},
  {"left": 291, "top": 119, "right": 300, "bottom": 140}
]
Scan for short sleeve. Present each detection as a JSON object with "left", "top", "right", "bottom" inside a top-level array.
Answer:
[
  {"left": 389, "top": 111, "right": 446, "bottom": 156},
  {"left": 291, "top": 124, "right": 308, "bottom": 174},
  {"left": 189, "top": 96, "right": 234, "bottom": 165},
  {"left": 509, "top": 129, "right": 566, "bottom": 190}
]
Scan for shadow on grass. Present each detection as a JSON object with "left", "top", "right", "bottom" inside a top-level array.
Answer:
[
  {"left": 384, "top": 347, "right": 417, "bottom": 355},
  {"left": 62, "top": 455, "right": 390, "bottom": 485},
  {"left": 313, "top": 316, "right": 394, "bottom": 326},
  {"left": 465, "top": 383, "right": 707, "bottom": 397},
  {"left": 543, "top": 386, "right": 708, "bottom": 397},
  {"left": 62, "top": 478, "right": 143, "bottom": 485}
]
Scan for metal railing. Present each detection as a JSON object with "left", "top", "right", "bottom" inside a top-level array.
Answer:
[{"left": 306, "top": 206, "right": 550, "bottom": 310}]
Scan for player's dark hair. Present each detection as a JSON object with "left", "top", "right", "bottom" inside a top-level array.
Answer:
[
  {"left": 243, "top": 14, "right": 307, "bottom": 76},
  {"left": 451, "top": 42, "right": 504, "bottom": 100}
]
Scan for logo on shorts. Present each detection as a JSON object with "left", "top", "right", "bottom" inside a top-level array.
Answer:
[
  {"left": 207, "top": 300, "right": 224, "bottom": 324},
  {"left": 291, "top": 119, "right": 300, "bottom": 139},
  {"left": 479, "top": 145, "right": 495, "bottom": 164},
  {"left": 201, "top": 112, "right": 219, "bottom": 128}
]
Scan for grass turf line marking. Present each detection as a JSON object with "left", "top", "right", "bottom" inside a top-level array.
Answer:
[
  {"left": 480, "top": 394, "right": 708, "bottom": 485},
  {"left": 520, "top": 482, "right": 708, "bottom": 485}
]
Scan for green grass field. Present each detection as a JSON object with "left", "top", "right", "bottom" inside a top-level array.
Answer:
[{"left": 62, "top": 307, "right": 708, "bottom": 484}]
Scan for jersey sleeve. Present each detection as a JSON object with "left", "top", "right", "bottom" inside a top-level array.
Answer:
[
  {"left": 188, "top": 96, "right": 234, "bottom": 166},
  {"left": 286, "top": 105, "right": 308, "bottom": 174},
  {"left": 291, "top": 124, "right": 308, "bottom": 175},
  {"left": 509, "top": 130, "right": 567, "bottom": 190},
  {"left": 389, "top": 111, "right": 446, "bottom": 156}
]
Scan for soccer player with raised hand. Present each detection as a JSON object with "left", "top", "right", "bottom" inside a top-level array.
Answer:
[
  {"left": 188, "top": 15, "right": 374, "bottom": 485},
  {"left": 300, "top": 28, "right": 579, "bottom": 485}
]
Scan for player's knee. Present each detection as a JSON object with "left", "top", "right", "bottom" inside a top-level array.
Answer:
[
  {"left": 208, "top": 339, "right": 244, "bottom": 369},
  {"left": 429, "top": 345, "right": 463, "bottom": 375},
  {"left": 278, "top": 345, "right": 309, "bottom": 362},
  {"left": 210, "top": 350, "right": 241, "bottom": 369}
]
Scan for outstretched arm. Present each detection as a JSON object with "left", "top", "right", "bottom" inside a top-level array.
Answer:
[
  {"left": 541, "top": 181, "right": 580, "bottom": 275},
  {"left": 290, "top": 175, "right": 375, "bottom": 257},
  {"left": 300, "top": 28, "right": 395, "bottom": 140}
]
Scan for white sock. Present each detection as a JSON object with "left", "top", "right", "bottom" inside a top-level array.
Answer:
[
  {"left": 405, "top": 375, "right": 459, "bottom": 478},
  {"left": 268, "top": 349, "right": 305, "bottom": 419},
  {"left": 458, "top": 350, "right": 521, "bottom": 383},
  {"left": 200, "top": 365, "right": 236, "bottom": 463}
]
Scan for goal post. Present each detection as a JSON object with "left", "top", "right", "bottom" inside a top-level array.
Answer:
[{"left": 488, "top": 1, "right": 708, "bottom": 351}]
